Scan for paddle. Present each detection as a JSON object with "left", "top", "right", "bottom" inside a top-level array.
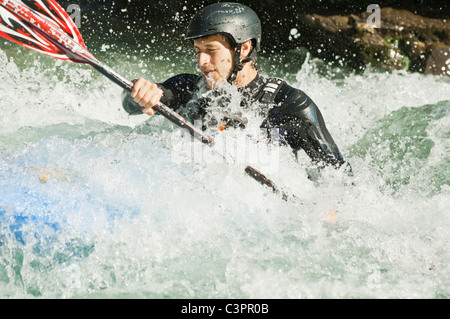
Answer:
[
  {"left": 0, "top": 0, "right": 288, "bottom": 199},
  {"left": 0, "top": 0, "right": 213, "bottom": 143}
]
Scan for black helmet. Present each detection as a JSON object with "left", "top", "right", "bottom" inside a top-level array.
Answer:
[
  {"left": 186, "top": 2, "right": 261, "bottom": 82},
  {"left": 185, "top": 2, "right": 262, "bottom": 51}
]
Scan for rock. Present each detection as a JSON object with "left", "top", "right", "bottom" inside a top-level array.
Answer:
[
  {"left": 295, "top": 13, "right": 365, "bottom": 70},
  {"left": 425, "top": 42, "right": 450, "bottom": 76},
  {"left": 294, "top": 7, "right": 450, "bottom": 75}
]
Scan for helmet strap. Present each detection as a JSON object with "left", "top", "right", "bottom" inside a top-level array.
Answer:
[
  {"left": 227, "top": 44, "right": 243, "bottom": 84},
  {"left": 227, "top": 44, "right": 258, "bottom": 84}
]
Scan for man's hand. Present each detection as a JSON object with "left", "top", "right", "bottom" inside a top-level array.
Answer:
[{"left": 130, "top": 78, "right": 164, "bottom": 116}]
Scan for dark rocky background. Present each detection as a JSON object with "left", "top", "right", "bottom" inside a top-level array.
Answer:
[{"left": 59, "top": 0, "right": 450, "bottom": 76}]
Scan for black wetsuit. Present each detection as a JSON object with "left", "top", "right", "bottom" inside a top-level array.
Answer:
[{"left": 122, "top": 73, "right": 351, "bottom": 171}]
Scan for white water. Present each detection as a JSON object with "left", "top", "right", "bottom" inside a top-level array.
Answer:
[{"left": 0, "top": 45, "right": 449, "bottom": 298}]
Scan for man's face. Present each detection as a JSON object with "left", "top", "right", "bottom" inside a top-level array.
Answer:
[{"left": 193, "top": 34, "right": 235, "bottom": 88}]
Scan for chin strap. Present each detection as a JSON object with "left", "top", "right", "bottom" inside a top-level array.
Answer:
[{"left": 227, "top": 44, "right": 257, "bottom": 84}]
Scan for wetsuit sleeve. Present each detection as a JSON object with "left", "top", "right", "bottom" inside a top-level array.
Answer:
[
  {"left": 121, "top": 73, "right": 200, "bottom": 115},
  {"left": 267, "top": 84, "right": 352, "bottom": 172}
]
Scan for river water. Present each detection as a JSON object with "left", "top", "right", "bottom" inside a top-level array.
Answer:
[{"left": 0, "top": 26, "right": 449, "bottom": 298}]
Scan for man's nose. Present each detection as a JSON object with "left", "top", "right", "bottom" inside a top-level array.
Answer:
[{"left": 197, "top": 52, "right": 210, "bottom": 66}]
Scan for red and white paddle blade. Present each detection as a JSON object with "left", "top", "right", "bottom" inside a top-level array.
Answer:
[{"left": 0, "top": 0, "right": 86, "bottom": 62}]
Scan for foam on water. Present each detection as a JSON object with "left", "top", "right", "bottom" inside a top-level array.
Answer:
[{"left": 0, "top": 45, "right": 449, "bottom": 298}]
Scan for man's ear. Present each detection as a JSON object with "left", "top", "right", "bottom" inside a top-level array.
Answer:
[{"left": 240, "top": 39, "right": 253, "bottom": 60}]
